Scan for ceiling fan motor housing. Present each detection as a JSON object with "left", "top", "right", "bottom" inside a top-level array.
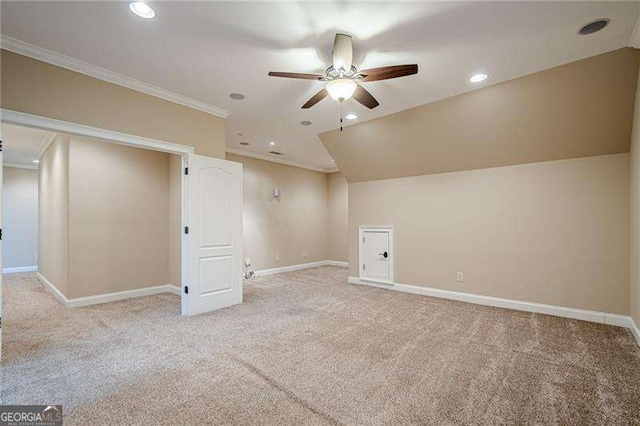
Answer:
[{"left": 326, "top": 65, "right": 359, "bottom": 80}]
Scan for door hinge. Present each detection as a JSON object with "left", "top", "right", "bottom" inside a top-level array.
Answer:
[
  {"left": 363, "top": 264, "right": 366, "bottom": 271},
  {"left": 0, "top": 140, "right": 3, "bottom": 152},
  {"left": 184, "top": 226, "right": 189, "bottom": 235},
  {"left": 184, "top": 286, "right": 189, "bottom": 294},
  {"left": 0, "top": 228, "right": 2, "bottom": 240},
  {"left": 363, "top": 237, "right": 365, "bottom": 243},
  {"left": 184, "top": 167, "right": 189, "bottom": 175}
]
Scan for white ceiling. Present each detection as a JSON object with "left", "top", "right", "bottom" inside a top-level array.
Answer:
[
  {"left": 2, "top": 1, "right": 639, "bottom": 171},
  {"left": 2, "top": 123, "right": 49, "bottom": 166}
]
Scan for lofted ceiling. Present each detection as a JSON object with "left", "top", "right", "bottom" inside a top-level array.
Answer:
[
  {"left": 320, "top": 48, "right": 640, "bottom": 183},
  {"left": 1, "top": 1, "right": 639, "bottom": 171},
  {"left": 2, "top": 123, "right": 50, "bottom": 167}
]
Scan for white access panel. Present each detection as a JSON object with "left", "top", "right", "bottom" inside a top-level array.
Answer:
[{"left": 359, "top": 226, "right": 394, "bottom": 285}]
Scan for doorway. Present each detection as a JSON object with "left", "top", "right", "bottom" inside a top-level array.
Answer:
[{"left": 0, "top": 109, "right": 244, "bottom": 357}]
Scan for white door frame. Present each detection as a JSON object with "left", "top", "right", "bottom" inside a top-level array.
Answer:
[
  {"left": 0, "top": 109, "right": 194, "bottom": 313},
  {"left": 358, "top": 226, "right": 394, "bottom": 285}
]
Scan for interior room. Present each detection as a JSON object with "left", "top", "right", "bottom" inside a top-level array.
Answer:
[
  {"left": 1, "top": 1, "right": 640, "bottom": 424},
  {"left": 2, "top": 123, "right": 183, "bottom": 307}
]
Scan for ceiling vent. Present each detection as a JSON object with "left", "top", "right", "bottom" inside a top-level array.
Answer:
[
  {"left": 269, "top": 151, "right": 284, "bottom": 155},
  {"left": 578, "top": 19, "right": 610, "bottom": 35}
]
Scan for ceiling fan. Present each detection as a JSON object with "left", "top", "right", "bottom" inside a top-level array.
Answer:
[{"left": 268, "top": 34, "right": 418, "bottom": 110}]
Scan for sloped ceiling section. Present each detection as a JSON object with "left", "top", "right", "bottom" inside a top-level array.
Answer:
[{"left": 320, "top": 48, "right": 640, "bottom": 183}]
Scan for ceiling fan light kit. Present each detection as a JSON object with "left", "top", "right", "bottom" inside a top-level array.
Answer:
[{"left": 326, "top": 79, "right": 358, "bottom": 102}]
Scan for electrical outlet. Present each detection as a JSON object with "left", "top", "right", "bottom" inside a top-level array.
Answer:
[
  {"left": 302, "top": 251, "right": 307, "bottom": 258},
  {"left": 456, "top": 272, "right": 464, "bottom": 282},
  {"left": 275, "top": 254, "right": 280, "bottom": 261}
]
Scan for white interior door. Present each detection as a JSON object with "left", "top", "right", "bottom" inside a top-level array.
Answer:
[
  {"left": 182, "top": 154, "right": 243, "bottom": 316},
  {"left": 359, "top": 227, "right": 394, "bottom": 285}
]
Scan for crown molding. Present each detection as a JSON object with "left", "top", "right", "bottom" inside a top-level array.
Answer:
[
  {"left": 3, "top": 162, "right": 38, "bottom": 170},
  {"left": 36, "top": 132, "right": 57, "bottom": 159},
  {"left": 630, "top": 13, "right": 640, "bottom": 48},
  {"left": 1, "top": 36, "right": 230, "bottom": 118},
  {"left": 225, "top": 148, "right": 338, "bottom": 174}
]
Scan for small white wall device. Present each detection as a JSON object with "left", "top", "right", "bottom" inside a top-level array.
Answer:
[{"left": 273, "top": 187, "right": 281, "bottom": 198}]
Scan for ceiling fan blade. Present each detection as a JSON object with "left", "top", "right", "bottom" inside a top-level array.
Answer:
[
  {"left": 332, "top": 34, "right": 353, "bottom": 73},
  {"left": 359, "top": 64, "right": 418, "bottom": 82},
  {"left": 268, "top": 72, "right": 324, "bottom": 80},
  {"left": 353, "top": 85, "right": 379, "bottom": 109},
  {"left": 302, "top": 89, "right": 328, "bottom": 109}
]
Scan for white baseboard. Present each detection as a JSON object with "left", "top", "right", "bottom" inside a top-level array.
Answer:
[
  {"left": 3, "top": 266, "right": 37, "bottom": 274},
  {"left": 348, "top": 277, "right": 638, "bottom": 334},
  {"left": 36, "top": 272, "right": 179, "bottom": 308},
  {"left": 36, "top": 272, "right": 68, "bottom": 306},
  {"left": 166, "top": 285, "right": 181, "bottom": 295},
  {"left": 630, "top": 318, "right": 640, "bottom": 347},
  {"left": 255, "top": 260, "right": 348, "bottom": 276}
]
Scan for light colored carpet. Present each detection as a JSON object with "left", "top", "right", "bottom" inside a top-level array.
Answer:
[{"left": 2, "top": 267, "right": 640, "bottom": 424}]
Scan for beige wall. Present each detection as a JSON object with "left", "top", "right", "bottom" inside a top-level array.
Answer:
[
  {"left": 39, "top": 134, "right": 182, "bottom": 299},
  {"left": 328, "top": 172, "right": 348, "bottom": 263},
  {"left": 38, "top": 134, "right": 70, "bottom": 295},
  {"left": 630, "top": 56, "right": 640, "bottom": 327},
  {"left": 321, "top": 48, "right": 640, "bottom": 183},
  {"left": 1, "top": 50, "right": 226, "bottom": 158},
  {"left": 226, "top": 153, "right": 330, "bottom": 271},
  {"left": 67, "top": 136, "right": 173, "bottom": 298},
  {"left": 169, "top": 154, "right": 183, "bottom": 287},
  {"left": 2, "top": 167, "right": 38, "bottom": 269},
  {"left": 349, "top": 154, "right": 630, "bottom": 315}
]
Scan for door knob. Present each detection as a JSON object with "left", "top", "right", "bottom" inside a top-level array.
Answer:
[{"left": 379, "top": 251, "right": 388, "bottom": 258}]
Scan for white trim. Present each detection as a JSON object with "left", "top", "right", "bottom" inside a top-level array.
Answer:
[
  {"left": 166, "top": 285, "right": 181, "bottom": 295},
  {"left": 359, "top": 226, "right": 394, "bottom": 285},
  {"left": 2, "top": 162, "right": 38, "bottom": 170},
  {"left": 630, "top": 13, "right": 640, "bottom": 48},
  {"left": 1, "top": 36, "right": 229, "bottom": 118},
  {"left": 36, "top": 132, "right": 57, "bottom": 159},
  {"left": 629, "top": 318, "right": 640, "bottom": 347},
  {"left": 226, "top": 148, "right": 338, "bottom": 174},
  {"left": 348, "top": 276, "right": 639, "bottom": 338},
  {"left": 3, "top": 266, "right": 37, "bottom": 274},
  {"left": 36, "top": 272, "right": 68, "bottom": 306},
  {"left": 256, "top": 261, "right": 329, "bottom": 276},
  {"left": 255, "top": 260, "right": 347, "bottom": 276},
  {"left": 326, "top": 260, "right": 348, "bottom": 267},
  {"left": 0, "top": 109, "right": 194, "bottom": 156},
  {"left": 36, "top": 272, "right": 180, "bottom": 308},
  {"left": 68, "top": 285, "right": 179, "bottom": 308}
]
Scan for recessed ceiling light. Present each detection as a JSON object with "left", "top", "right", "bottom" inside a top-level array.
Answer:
[
  {"left": 129, "top": 2, "right": 155, "bottom": 19},
  {"left": 32, "top": 160, "right": 40, "bottom": 164},
  {"left": 345, "top": 113, "right": 358, "bottom": 120},
  {"left": 270, "top": 141, "right": 275, "bottom": 146},
  {"left": 229, "top": 93, "right": 245, "bottom": 100},
  {"left": 470, "top": 73, "right": 488, "bottom": 83},
  {"left": 578, "top": 18, "right": 610, "bottom": 35},
  {"left": 240, "top": 142, "right": 250, "bottom": 146},
  {"left": 300, "top": 121, "right": 312, "bottom": 126}
]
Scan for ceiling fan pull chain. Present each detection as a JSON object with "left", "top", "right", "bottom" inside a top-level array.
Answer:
[{"left": 340, "top": 103, "right": 344, "bottom": 132}]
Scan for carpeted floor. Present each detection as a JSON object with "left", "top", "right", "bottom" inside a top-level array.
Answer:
[{"left": 2, "top": 267, "right": 640, "bottom": 424}]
